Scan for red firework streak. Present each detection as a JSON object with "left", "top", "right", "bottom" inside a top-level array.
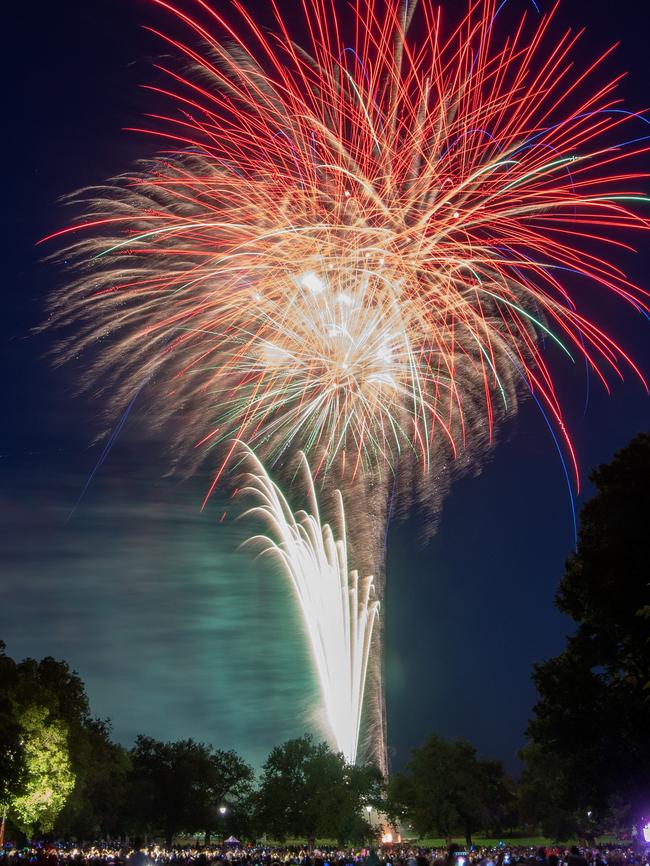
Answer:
[{"left": 44, "top": 0, "right": 649, "bottom": 506}]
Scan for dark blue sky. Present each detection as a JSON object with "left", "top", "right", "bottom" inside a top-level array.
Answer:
[{"left": 1, "top": 0, "right": 648, "bottom": 775}]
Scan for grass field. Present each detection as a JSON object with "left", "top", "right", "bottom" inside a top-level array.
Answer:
[
  {"left": 254, "top": 834, "right": 620, "bottom": 848},
  {"left": 178, "top": 833, "right": 622, "bottom": 848},
  {"left": 398, "top": 836, "right": 618, "bottom": 848}
]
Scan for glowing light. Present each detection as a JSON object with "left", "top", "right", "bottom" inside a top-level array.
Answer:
[
  {"left": 299, "top": 271, "right": 325, "bottom": 294},
  {"left": 643, "top": 823, "right": 650, "bottom": 843}
]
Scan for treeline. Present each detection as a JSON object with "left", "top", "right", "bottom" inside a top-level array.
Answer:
[
  {"left": 0, "top": 649, "right": 515, "bottom": 845},
  {"left": 1, "top": 434, "right": 648, "bottom": 845},
  {"left": 0, "top": 653, "right": 382, "bottom": 844}
]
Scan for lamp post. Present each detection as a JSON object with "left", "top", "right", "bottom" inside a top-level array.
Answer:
[
  {"left": 365, "top": 804, "right": 373, "bottom": 832},
  {"left": 219, "top": 806, "right": 227, "bottom": 845},
  {"left": 0, "top": 803, "right": 6, "bottom": 849}
]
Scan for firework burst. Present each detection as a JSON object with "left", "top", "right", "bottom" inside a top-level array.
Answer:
[
  {"left": 47, "top": 0, "right": 649, "bottom": 486},
  {"left": 46, "top": 0, "right": 649, "bottom": 767}
]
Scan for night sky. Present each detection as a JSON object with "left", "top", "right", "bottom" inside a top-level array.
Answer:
[{"left": 2, "top": 0, "right": 649, "bottom": 775}]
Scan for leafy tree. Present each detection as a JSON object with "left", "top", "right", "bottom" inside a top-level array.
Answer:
[
  {"left": 0, "top": 643, "right": 25, "bottom": 830},
  {"left": 524, "top": 433, "right": 650, "bottom": 833},
  {"left": 58, "top": 718, "right": 131, "bottom": 838},
  {"left": 0, "top": 644, "right": 87, "bottom": 837},
  {"left": 389, "top": 734, "right": 511, "bottom": 846},
  {"left": 203, "top": 747, "right": 257, "bottom": 842},
  {"left": 256, "top": 735, "right": 382, "bottom": 844},
  {"left": 518, "top": 743, "right": 581, "bottom": 841},
  {"left": 479, "top": 758, "right": 517, "bottom": 837},
  {"left": 128, "top": 736, "right": 253, "bottom": 845},
  {"left": 9, "top": 705, "right": 75, "bottom": 835},
  {"left": 0, "top": 642, "right": 132, "bottom": 839},
  {"left": 341, "top": 762, "right": 386, "bottom": 842},
  {"left": 256, "top": 735, "right": 315, "bottom": 841}
]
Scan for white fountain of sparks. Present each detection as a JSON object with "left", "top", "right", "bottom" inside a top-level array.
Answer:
[{"left": 240, "top": 448, "right": 380, "bottom": 765}]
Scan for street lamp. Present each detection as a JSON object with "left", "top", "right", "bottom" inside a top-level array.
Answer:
[{"left": 219, "top": 806, "right": 227, "bottom": 845}]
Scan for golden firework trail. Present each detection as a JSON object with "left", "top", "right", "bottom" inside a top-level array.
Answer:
[{"left": 241, "top": 446, "right": 380, "bottom": 765}]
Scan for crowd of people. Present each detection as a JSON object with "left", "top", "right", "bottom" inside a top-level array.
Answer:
[{"left": 1, "top": 844, "right": 648, "bottom": 866}]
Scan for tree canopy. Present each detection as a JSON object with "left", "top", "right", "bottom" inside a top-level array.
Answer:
[
  {"left": 0, "top": 642, "right": 80, "bottom": 835},
  {"left": 9, "top": 705, "right": 75, "bottom": 835},
  {"left": 0, "top": 642, "right": 132, "bottom": 839},
  {"left": 128, "top": 736, "right": 254, "bottom": 845},
  {"left": 387, "top": 734, "right": 515, "bottom": 845},
  {"left": 522, "top": 432, "right": 650, "bottom": 838},
  {"left": 256, "top": 734, "right": 383, "bottom": 844},
  {"left": 1, "top": 642, "right": 385, "bottom": 844}
]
